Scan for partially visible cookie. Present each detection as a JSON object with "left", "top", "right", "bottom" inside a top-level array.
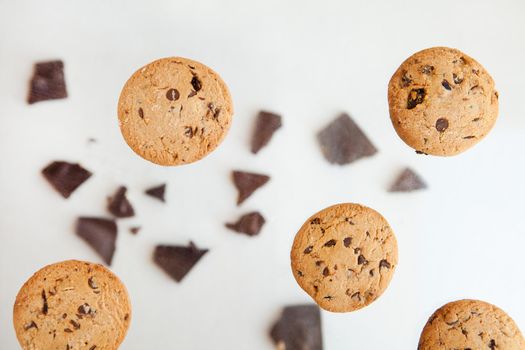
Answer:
[
  {"left": 388, "top": 47, "right": 498, "bottom": 156},
  {"left": 118, "top": 57, "right": 234, "bottom": 166},
  {"left": 291, "top": 203, "right": 398, "bottom": 312},
  {"left": 418, "top": 299, "right": 525, "bottom": 350},
  {"left": 13, "top": 260, "right": 131, "bottom": 350}
]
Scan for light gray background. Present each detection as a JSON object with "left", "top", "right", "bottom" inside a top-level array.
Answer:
[{"left": 1, "top": 0, "right": 524, "bottom": 349}]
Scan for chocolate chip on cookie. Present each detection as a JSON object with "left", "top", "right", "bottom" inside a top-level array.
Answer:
[
  {"left": 388, "top": 47, "right": 498, "bottom": 156},
  {"left": 291, "top": 203, "right": 398, "bottom": 312},
  {"left": 117, "top": 57, "right": 234, "bottom": 166},
  {"left": 317, "top": 114, "right": 377, "bottom": 165},
  {"left": 13, "top": 260, "right": 131, "bottom": 350},
  {"left": 418, "top": 299, "right": 525, "bottom": 349}
]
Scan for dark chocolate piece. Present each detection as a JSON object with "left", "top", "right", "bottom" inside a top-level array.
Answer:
[
  {"left": 270, "top": 304, "right": 323, "bottom": 350},
  {"left": 389, "top": 168, "right": 427, "bottom": 192},
  {"left": 42, "top": 161, "right": 92, "bottom": 199},
  {"left": 435, "top": 118, "right": 449, "bottom": 132},
  {"left": 129, "top": 227, "right": 141, "bottom": 235},
  {"left": 407, "top": 88, "right": 426, "bottom": 109},
  {"left": 232, "top": 171, "right": 270, "bottom": 205},
  {"left": 27, "top": 60, "right": 67, "bottom": 104},
  {"left": 153, "top": 242, "right": 208, "bottom": 282},
  {"left": 251, "top": 111, "right": 282, "bottom": 154},
  {"left": 317, "top": 113, "right": 377, "bottom": 165},
  {"left": 145, "top": 184, "right": 166, "bottom": 202},
  {"left": 107, "top": 186, "right": 135, "bottom": 218},
  {"left": 75, "top": 217, "right": 117, "bottom": 265},
  {"left": 225, "top": 212, "right": 265, "bottom": 236}
]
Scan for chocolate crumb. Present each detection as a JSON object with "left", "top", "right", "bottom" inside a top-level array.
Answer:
[
  {"left": 129, "top": 226, "right": 141, "bottom": 235},
  {"left": 41, "top": 290, "right": 48, "bottom": 315},
  {"left": 453, "top": 73, "right": 463, "bottom": 84},
  {"left": 138, "top": 108, "right": 144, "bottom": 119},
  {"left": 70, "top": 320, "right": 80, "bottom": 330}
]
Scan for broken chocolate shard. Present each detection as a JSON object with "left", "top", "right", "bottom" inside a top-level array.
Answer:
[
  {"left": 389, "top": 168, "right": 427, "bottom": 192},
  {"left": 251, "top": 111, "right": 282, "bottom": 154},
  {"left": 27, "top": 60, "right": 67, "bottom": 104},
  {"left": 107, "top": 186, "right": 135, "bottom": 218},
  {"left": 75, "top": 217, "right": 117, "bottom": 265},
  {"left": 232, "top": 171, "right": 270, "bottom": 205},
  {"left": 270, "top": 304, "right": 323, "bottom": 350},
  {"left": 153, "top": 242, "right": 208, "bottom": 282},
  {"left": 225, "top": 212, "right": 265, "bottom": 236},
  {"left": 317, "top": 113, "right": 377, "bottom": 165},
  {"left": 145, "top": 184, "right": 166, "bottom": 202},
  {"left": 42, "top": 161, "right": 92, "bottom": 199}
]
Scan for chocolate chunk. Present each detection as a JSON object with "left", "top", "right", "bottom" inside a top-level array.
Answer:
[
  {"left": 435, "top": 118, "right": 449, "bottom": 132},
  {"left": 42, "top": 161, "right": 92, "bottom": 199},
  {"left": 317, "top": 113, "right": 377, "bottom": 165},
  {"left": 225, "top": 212, "right": 265, "bottom": 236},
  {"left": 379, "top": 259, "right": 391, "bottom": 269},
  {"left": 75, "top": 217, "right": 117, "bottom": 265},
  {"left": 166, "top": 88, "right": 180, "bottom": 101},
  {"left": 270, "top": 304, "right": 322, "bottom": 350},
  {"left": 400, "top": 70, "right": 412, "bottom": 87},
  {"left": 191, "top": 76, "right": 202, "bottom": 92},
  {"left": 343, "top": 237, "right": 352, "bottom": 247},
  {"left": 129, "top": 226, "right": 141, "bottom": 235},
  {"left": 107, "top": 186, "right": 135, "bottom": 218},
  {"left": 407, "top": 88, "right": 426, "bottom": 109},
  {"left": 251, "top": 111, "right": 282, "bottom": 154},
  {"left": 304, "top": 246, "right": 313, "bottom": 254},
  {"left": 153, "top": 242, "right": 208, "bottom": 282},
  {"left": 324, "top": 239, "right": 336, "bottom": 247},
  {"left": 27, "top": 60, "right": 67, "bottom": 104},
  {"left": 145, "top": 183, "right": 166, "bottom": 202},
  {"left": 389, "top": 168, "right": 427, "bottom": 192},
  {"left": 232, "top": 171, "right": 270, "bottom": 205},
  {"left": 24, "top": 321, "right": 38, "bottom": 331},
  {"left": 442, "top": 80, "right": 452, "bottom": 90},
  {"left": 357, "top": 255, "right": 368, "bottom": 265},
  {"left": 453, "top": 73, "right": 463, "bottom": 84}
]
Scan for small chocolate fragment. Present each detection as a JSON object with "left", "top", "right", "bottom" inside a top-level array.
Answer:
[
  {"left": 442, "top": 80, "right": 452, "bottom": 90},
  {"left": 407, "top": 88, "right": 426, "bottom": 109},
  {"left": 24, "top": 321, "right": 38, "bottom": 331},
  {"left": 389, "top": 168, "right": 427, "bottom": 192},
  {"left": 232, "top": 171, "right": 270, "bottom": 205},
  {"left": 75, "top": 217, "right": 117, "bottom": 265},
  {"left": 145, "top": 184, "right": 166, "bottom": 202},
  {"left": 270, "top": 304, "right": 323, "bottom": 350},
  {"left": 107, "top": 186, "right": 135, "bottom": 218},
  {"left": 317, "top": 113, "right": 377, "bottom": 165},
  {"left": 42, "top": 161, "right": 92, "bottom": 199},
  {"left": 129, "top": 227, "right": 141, "bottom": 235},
  {"left": 27, "top": 60, "right": 67, "bottom": 104},
  {"left": 191, "top": 76, "right": 202, "bottom": 92},
  {"left": 166, "top": 88, "right": 180, "bottom": 101},
  {"left": 251, "top": 111, "right": 282, "bottom": 154},
  {"left": 225, "top": 212, "right": 265, "bottom": 236},
  {"left": 379, "top": 259, "right": 391, "bottom": 269},
  {"left": 153, "top": 242, "right": 208, "bottom": 282},
  {"left": 435, "top": 118, "right": 449, "bottom": 132}
]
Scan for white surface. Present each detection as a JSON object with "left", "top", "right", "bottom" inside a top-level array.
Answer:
[{"left": 1, "top": 0, "right": 524, "bottom": 349}]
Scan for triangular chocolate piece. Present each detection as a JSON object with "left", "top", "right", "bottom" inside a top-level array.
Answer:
[
  {"left": 153, "top": 242, "right": 208, "bottom": 282},
  {"left": 317, "top": 113, "right": 377, "bottom": 165},
  {"left": 389, "top": 168, "right": 427, "bottom": 192},
  {"left": 27, "top": 60, "right": 67, "bottom": 104},
  {"left": 232, "top": 171, "right": 270, "bottom": 205},
  {"left": 42, "top": 161, "right": 92, "bottom": 198},
  {"left": 251, "top": 111, "right": 282, "bottom": 154},
  {"left": 75, "top": 217, "right": 117, "bottom": 265},
  {"left": 145, "top": 184, "right": 166, "bottom": 202},
  {"left": 225, "top": 212, "right": 265, "bottom": 236},
  {"left": 107, "top": 186, "right": 135, "bottom": 218},
  {"left": 270, "top": 304, "right": 323, "bottom": 350}
]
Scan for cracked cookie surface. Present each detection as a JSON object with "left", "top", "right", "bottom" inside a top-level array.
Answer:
[
  {"left": 418, "top": 299, "right": 525, "bottom": 350},
  {"left": 13, "top": 260, "right": 131, "bottom": 350},
  {"left": 291, "top": 203, "right": 398, "bottom": 312},
  {"left": 388, "top": 47, "right": 498, "bottom": 156},
  {"left": 118, "top": 57, "right": 233, "bottom": 166}
]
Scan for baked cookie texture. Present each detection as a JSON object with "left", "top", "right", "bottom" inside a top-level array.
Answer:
[
  {"left": 418, "top": 299, "right": 525, "bottom": 350},
  {"left": 291, "top": 203, "right": 398, "bottom": 313},
  {"left": 13, "top": 260, "right": 131, "bottom": 350},
  {"left": 388, "top": 47, "right": 498, "bottom": 156},
  {"left": 118, "top": 57, "right": 233, "bottom": 166}
]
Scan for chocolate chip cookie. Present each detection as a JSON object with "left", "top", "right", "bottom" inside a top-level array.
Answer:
[
  {"left": 291, "top": 203, "right": 398, "bottom": 312},
  {"left": 388, "top": 47, "right": 498, "bottom": 156},
  {"left": 118, "top": 57, "right": 233, "bottom": 166},
  {"left": 418, "top": 299, "right": 525, "bottom": 349},
  {"left": 13, "top": 260, "right": 131, "bottom": 350}
]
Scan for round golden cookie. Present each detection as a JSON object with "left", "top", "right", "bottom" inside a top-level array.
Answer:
[
  {"left": 13, "top": 260, "right": 131, "bottom": 350},
  {"left": 418, "top": 299, "right": 525, "bottom": 350},
  {"left": 290, "top": 203, "right": 398, "bottom": 313},
  {"left": 388, "top": 47, "right": 498, "bottom": 156},
  {"left": 118, "top": 57, "right": 233, "bottom": 166}
]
